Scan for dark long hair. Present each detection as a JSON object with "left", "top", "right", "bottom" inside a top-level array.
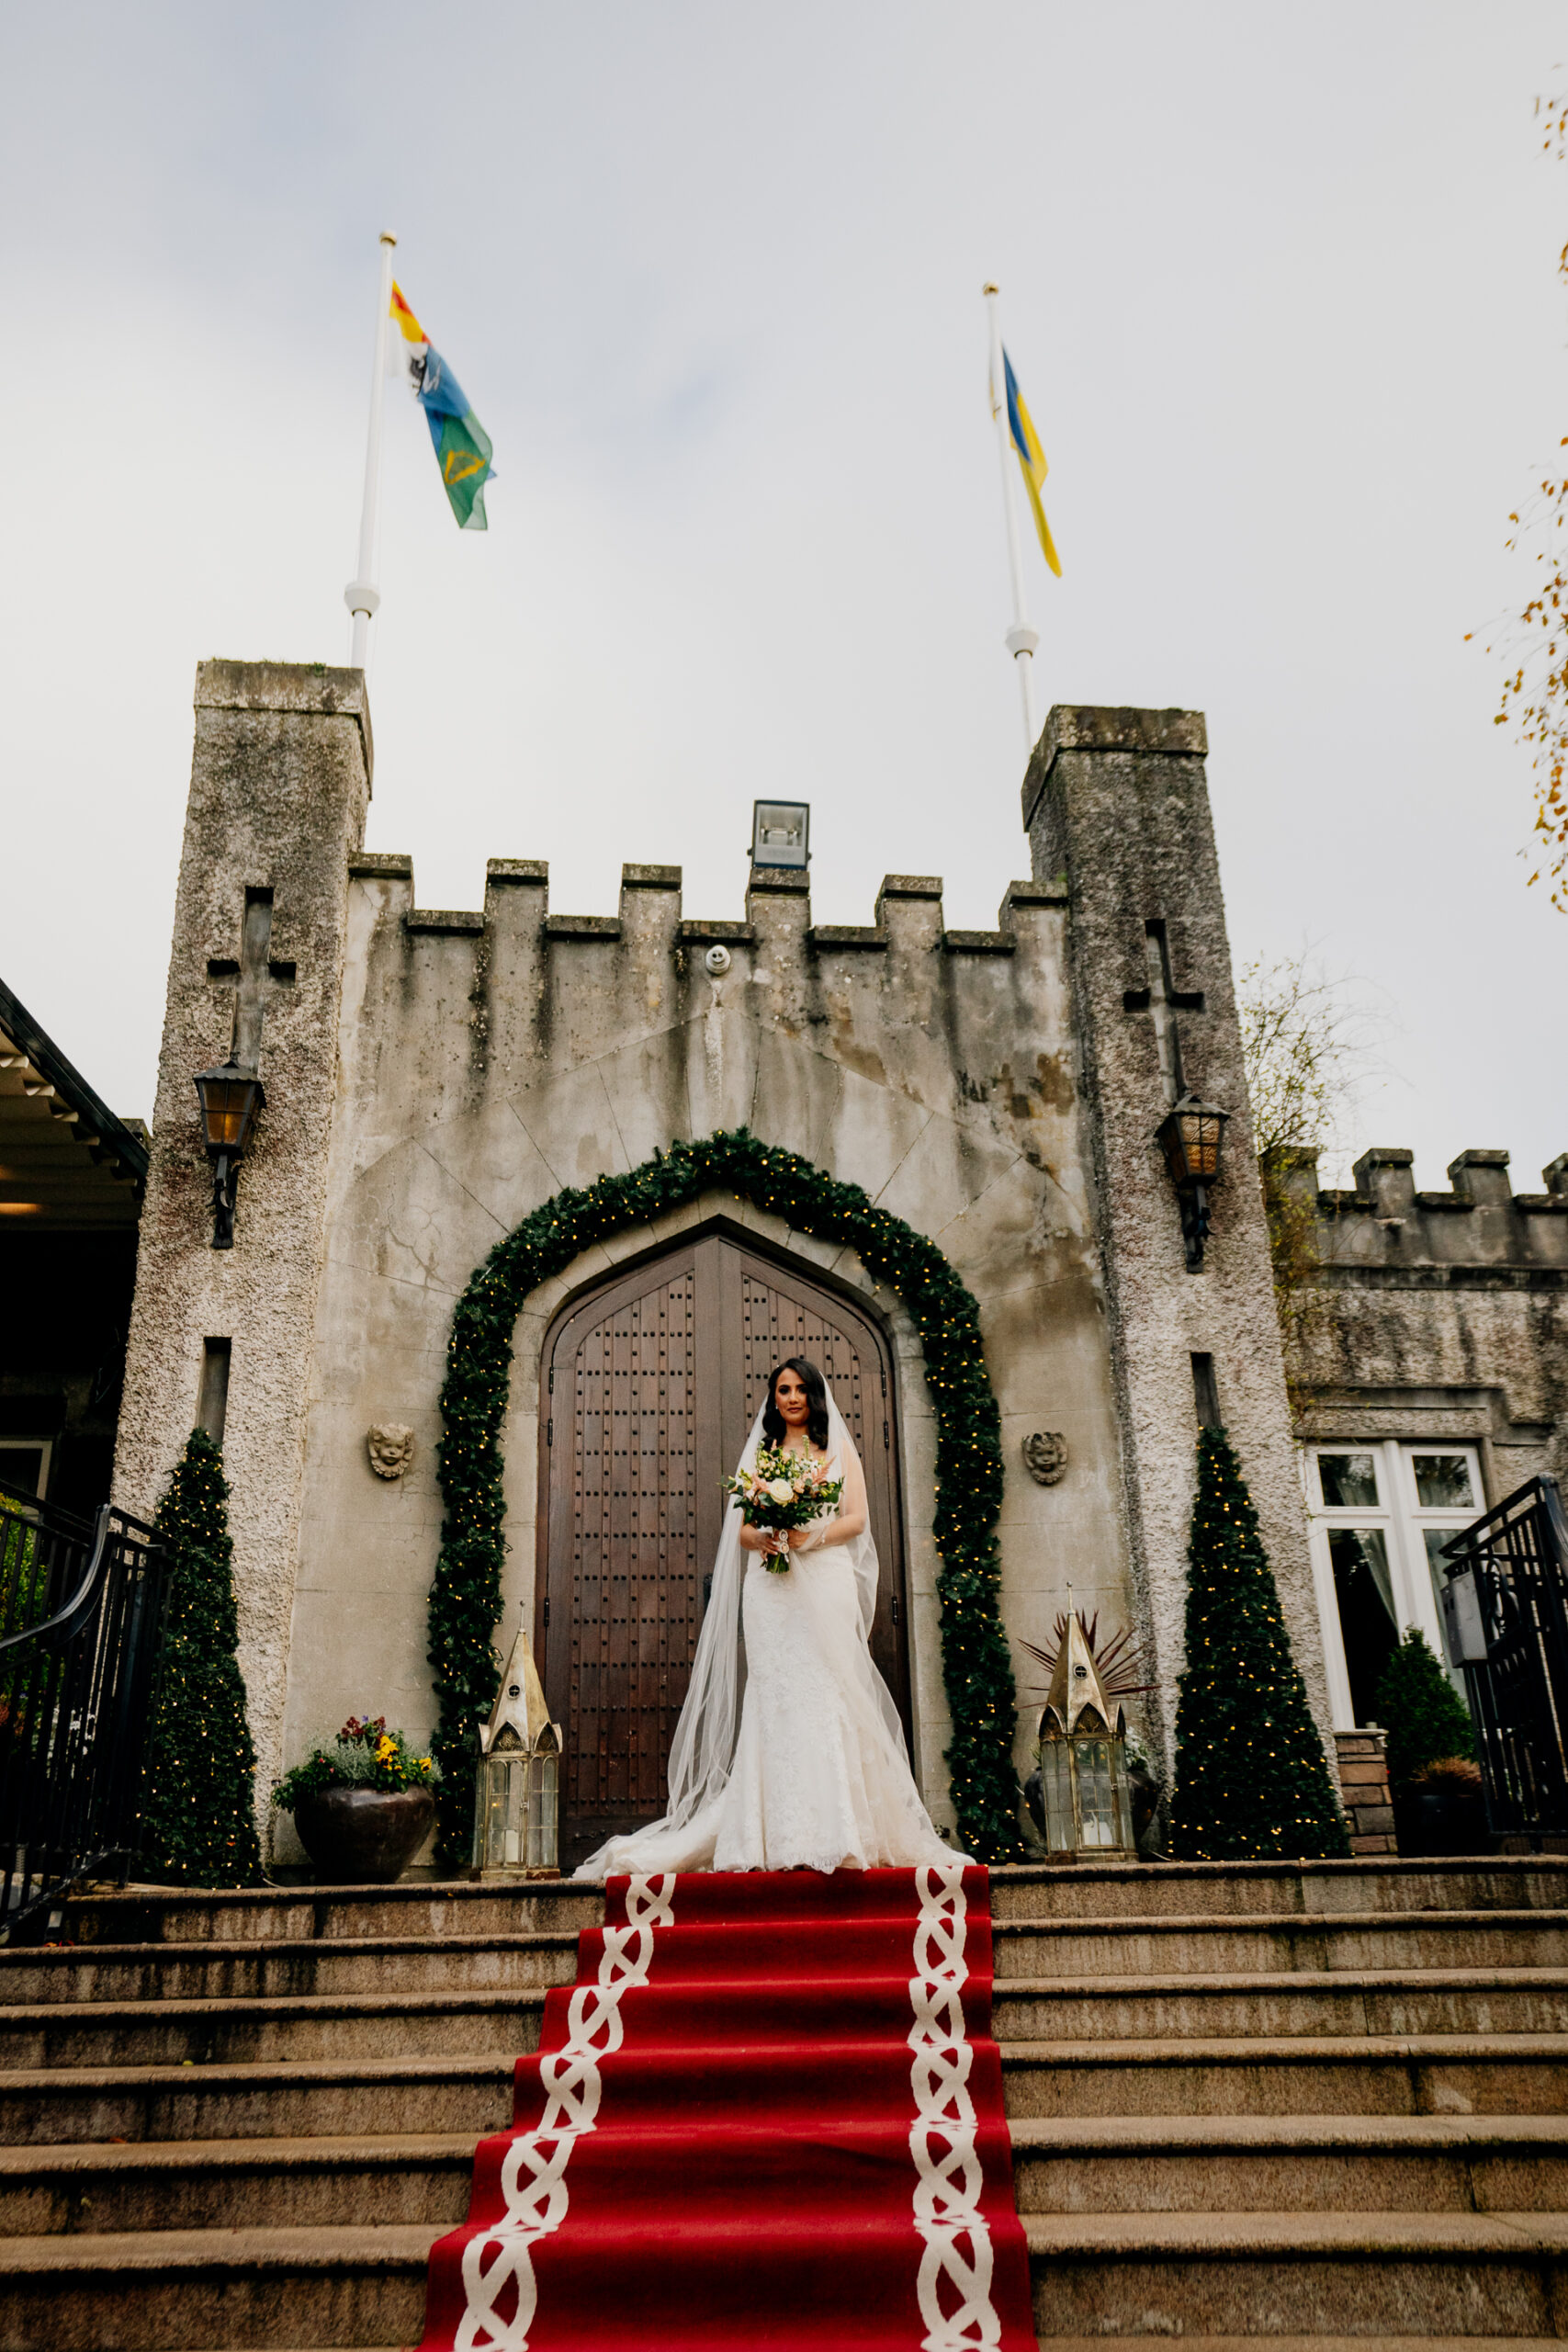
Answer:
[{"left": 761, "top": 1357, "right": 830, "bottom": 1450}]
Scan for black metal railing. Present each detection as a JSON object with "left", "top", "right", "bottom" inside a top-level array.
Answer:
[
  {"left": 1440, "top": 1475, "right": 1568, "bottom": 1841},
  {"left": 0, "top": 1475, "right": 166, "bottom": 1936}
]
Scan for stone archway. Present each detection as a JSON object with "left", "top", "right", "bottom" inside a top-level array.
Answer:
[{"left": 428, "top": 1129, "right": 1017, "bottom": 1863}]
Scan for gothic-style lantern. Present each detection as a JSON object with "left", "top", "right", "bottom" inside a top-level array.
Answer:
[
  {"left": 471, "top": 1616, "right": 563, "bottom": 1876},
  {"left": 193, "top": 1062, "right": 265, "bottom": 1250},
  {"left": 1033, "top": 1608, "right": 1135, "bottom": 1856},
  {"left": 1156, "top": 1092, "right": 1230, "bottom": 1272}
]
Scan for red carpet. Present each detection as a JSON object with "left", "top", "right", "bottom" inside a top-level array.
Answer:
[{"left": 418, "top": 1863, "right": 1035, "bottom": 2350}]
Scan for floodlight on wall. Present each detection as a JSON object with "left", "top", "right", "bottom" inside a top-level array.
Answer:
[
  {"left": 193, "top": 1063, "right": 265, "bottom": 1250},
  {"left": 1156, "top": 1092, "right": 1230, "bottom": 1272},
  {"left": 750, "top": 800, "right": 810, "bottom": 869}
]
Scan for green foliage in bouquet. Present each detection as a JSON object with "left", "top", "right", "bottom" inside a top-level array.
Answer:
[
  {"left": 272, "top": 1714, "right": 440, "bottom": 1813},
  {"left": 139, "top": 1430, "right": 265, "bottom": 1887},
  {"left": 1373, "top": 1627, "right": 1475, "bottom": 1791},
  {"left": 429, "top": 1129, "right": 1021, "bottom": 1862},
  {"left": 1169, "top": 1426, "right": 1349, "bottom": 1861},
  {"left": 723, "top": 1442, "right": 844, "bottom": 1570}
]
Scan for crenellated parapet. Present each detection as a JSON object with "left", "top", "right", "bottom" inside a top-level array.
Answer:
[
  {"left": 1284, "top": 1142, "right": 1568, "bottom": 1491},
  {"left": 336, "top": 849, "right": 1077, "bottom": 1163},
  {"left": 1278, "top": 1145, "right": 1568, "bottom": 1283},
  {"left": 358, "top": 854, "right": 1065, "bottom": 956}
]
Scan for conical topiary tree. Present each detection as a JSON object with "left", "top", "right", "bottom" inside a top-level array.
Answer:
[
  {"left": 139, "top": 1430, "right": 265, "bottom": 1885},
  {"left": 1169, "top": 1426, "right": 1349, "bottom": 1860},
  {"left": 1374, "top": 1626, "right": 1475, "bottom": 1790}
]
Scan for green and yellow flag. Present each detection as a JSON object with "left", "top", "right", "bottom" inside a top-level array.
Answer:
[{"left": 389, "top": 281, "right": 495, "bottom": 531}]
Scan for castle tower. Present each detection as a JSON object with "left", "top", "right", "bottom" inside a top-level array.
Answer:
[
  {"left": 1023, "top": 707, "right": 1334, "bottom": 1769},
  {"left": 114, "top": 662, "right": 372, "bottom": 1803}
]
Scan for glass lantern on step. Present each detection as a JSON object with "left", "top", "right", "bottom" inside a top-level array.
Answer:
[
  {"left": 470, "top": 1615, "right": 563, "bottom": 1877},
  {"left": 1036, "top": 1608, "right": 1135, "bottom": 1856}
]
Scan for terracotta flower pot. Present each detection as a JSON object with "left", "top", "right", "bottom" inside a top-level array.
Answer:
[{"left": 292, "top": 1784, "right": 435, "bottom": 1883}]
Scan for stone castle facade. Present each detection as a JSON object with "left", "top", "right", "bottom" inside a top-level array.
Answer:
[{"left": 110, "top": 662, "right": 1564, "bottom": 1857}]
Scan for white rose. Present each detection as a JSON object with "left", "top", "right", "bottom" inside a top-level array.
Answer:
[{"left": 765, "top": 1477, "right": 795, "bottom": 1504}]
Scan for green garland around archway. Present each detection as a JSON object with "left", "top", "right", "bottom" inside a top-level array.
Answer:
[{"left": 428, "top": 1128, "right": 1021, "bottom": 1863}]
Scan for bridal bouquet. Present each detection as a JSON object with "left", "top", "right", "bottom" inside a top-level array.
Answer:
[{"left": 723, "top": 1443, "right": 844, "bottom": 1573}]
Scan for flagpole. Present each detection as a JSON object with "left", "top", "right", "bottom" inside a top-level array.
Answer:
[
  {"left": 345, "top": 232, "right": 398, "bottom": 671},
  {"left": 983, "top": 282, "right": 1039, "bottom": 755}
]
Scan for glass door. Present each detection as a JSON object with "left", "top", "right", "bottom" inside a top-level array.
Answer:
[
  {"left": 1306, "top": 1449, "right": 1400, "bottom": 1727},
  {"left": 1395, "top": 1446, "right": 1483, "bottom": 1694},
  {"left": 1303, "top": 1440, "right": 1486, "bottom": 1728}
]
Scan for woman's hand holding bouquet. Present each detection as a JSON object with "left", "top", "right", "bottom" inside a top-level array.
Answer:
[{"left": 722, "top": 1442, "right": 844, "bottom": 1573}]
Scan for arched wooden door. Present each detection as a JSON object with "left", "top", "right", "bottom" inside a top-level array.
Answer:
[{"left": 536, "top": 1227, "right": 909, "bottom": 1870}]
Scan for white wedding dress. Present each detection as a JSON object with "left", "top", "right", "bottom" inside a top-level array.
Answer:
[{"left": 575, "top": 1383, "right": 960, "bottom": 1879}]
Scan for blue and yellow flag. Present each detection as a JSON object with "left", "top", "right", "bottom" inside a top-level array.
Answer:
[
  {"left": 1002, "top": 348, "right": 1061, "bottom": 577},
  {"left": 389, "top": 282, "right": 495, "bottom": 531}
]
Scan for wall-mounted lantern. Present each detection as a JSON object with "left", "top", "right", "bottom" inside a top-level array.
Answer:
[
  {"left": 193, "top": 1063, "right": 265, "bottom": 1250},
  {"left": 471, "top": 1614, "right": 562, "bottom": 1876},
  {"left": 1156, "top": 1091, "right": 1230, "bottom": 1271},
  {"left": 1032, "top": 1608, "right": 1136, "bottom": 1857}
]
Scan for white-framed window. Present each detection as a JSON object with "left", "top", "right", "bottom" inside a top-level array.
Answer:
[
  {"left": 0, "top": 1439, "right": 51, "bottom": 1500},
  {"left": 1301, "top": 1441, "right": 1483, "bottom": 1729}
]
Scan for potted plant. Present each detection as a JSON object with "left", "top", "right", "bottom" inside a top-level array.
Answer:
[
  {"left": 1373, "top": 1628, "right": 1485, "bottom": 1857},
  {"left": 272, "top": 1714, "right": 440, "bottom": 1883},
  {"left": 1399, "top": 1754, "right": 1489, "bottom": 1857}
]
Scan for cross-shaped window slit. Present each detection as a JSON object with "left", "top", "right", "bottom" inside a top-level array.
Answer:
[
  {"left": 206, "top": 887, "right": 295, "bottom": 1069},
  {"left": 1122, "top": 920, "right": 1203, "bottom": 1108}
]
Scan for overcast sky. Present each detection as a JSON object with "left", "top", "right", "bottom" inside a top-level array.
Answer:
[{"left": 2, "top": 5, "right": 1563, "bottom": 1188}]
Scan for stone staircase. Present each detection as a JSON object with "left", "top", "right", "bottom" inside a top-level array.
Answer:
[{"left": 1, "top": 1857, "right": 1565, "bottom": 2348}]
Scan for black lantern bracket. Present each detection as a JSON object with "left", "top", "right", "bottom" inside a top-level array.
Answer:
[
  {"left": 1156, "top": 1091, "right": 1230, "bottom": 1272},
  {"left": 193, "top": 1064, "right": 265, "bottom": 1250}
]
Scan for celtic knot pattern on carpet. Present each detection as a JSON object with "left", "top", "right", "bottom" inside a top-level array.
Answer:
[
  {"left": 454, "top": 1871, "right": 675, "bottom": 2352},
  {"left": 908, "top": 1861, "right": 998, "bottom": 2351}
]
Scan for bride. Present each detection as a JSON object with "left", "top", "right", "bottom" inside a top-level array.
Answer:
[{"left": 575, "top": 1357, "right": 961, "bottom": 1878}]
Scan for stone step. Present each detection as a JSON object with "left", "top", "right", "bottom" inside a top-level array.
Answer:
[
  {"left": 0, "top": 1987, "right": 548, "bottom": 2072},
  {"left": 17, "top": 1913, "right": 1567, "bottom": 2013},
  {"left": 0, "top": 2055, "right": 514, "bottom": 2147},
  {"left": 1037, "top": 2341, "right": 1562, "bottom": 2352},
  {"left": 1010, "top": 2115, "right": 1568, "bottom": 2212},
  {"left": 987, "top": 1860, "right": 1568, "bottom": 1924},
  {"left": 57, "top": 1878, "right": 599, "bottom": 1948},
  {"left": 10, "top": 1964, "right": 1562, "bottom": 2075},
  {"left": 54, "top": 1856, "right": 1568, "bottom": 1951},
  {"left": 10, "top": 2030, "right": 1567, "bottom": 2150},
  {"left": 994, "top": 1911, "right": 1568, "bottom": 1978},
  {"left": 1001, "top": 2035, "right": 1568, "bottom": 2118},
  {"left": 1023, "top": 2211, "right": 1568, "bottom": 2340},
  {"left": 13, "top": 2114, "right": 1568, "bottom": 2241},
  {"left": 0, "top": 1931, "right": 580, "bottom": 2007},
  {"left": 0, "top": 2135, "right": 476, "bottom": 2236},
  {"left": 0, "top": 2224, "right": 436, "bottom": 2350},
  {"left": 992, "top": 1969, "right": 1568, "bottom": 2043},
  {"left": 6, "top": 2211, "right": 1568, "bottom": 2349}
]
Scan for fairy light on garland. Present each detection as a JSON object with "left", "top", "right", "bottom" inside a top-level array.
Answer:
[
  {"left": 139, "top": 1429, "right": 265, "bottom": 1886},
  {"left": 1168, "top": 1424, "right": 1348, "bottom": 1861},
  {"left": 427, "top": 1128, "right": 1022, "bottom": 1862}
]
